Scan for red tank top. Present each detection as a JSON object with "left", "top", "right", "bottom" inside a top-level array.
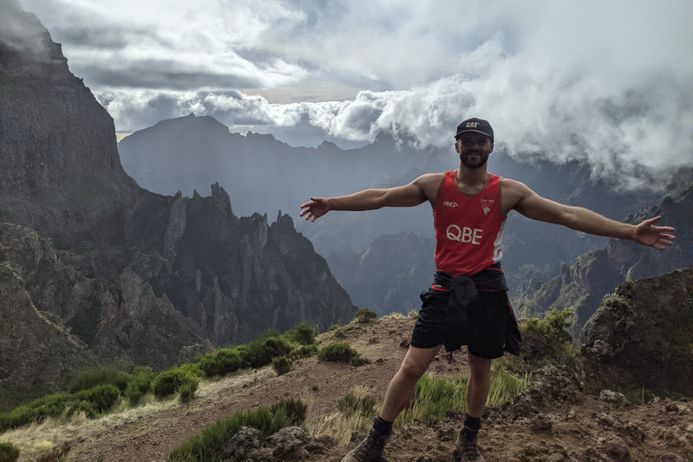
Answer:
[{"left": 432, "top": 170, "right": 506, "bottom": 276}]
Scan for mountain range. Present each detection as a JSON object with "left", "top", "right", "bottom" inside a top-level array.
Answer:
[
  {"left": 0, "top": 0, "right": 354, "bottom": 409},
  {"left": 118, "top": 112, "right": 667, "bottom": 311}
]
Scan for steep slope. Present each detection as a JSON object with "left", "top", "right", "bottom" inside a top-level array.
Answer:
[
  {"left": 0, "top": 0, "right": 355, "bottom": 407},
  {"left": 515, "top": 185, "right": 692, "bottom": 338},
  {"left": 581, "top": 269, "right": 692, "bottom": 396}
]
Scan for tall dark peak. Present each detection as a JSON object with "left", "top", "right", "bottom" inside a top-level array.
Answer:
[
  {"left": 0, "top": 0, "right": 138, "bottom": 246},
  {"left": 0, "top": 6, "right": 356, "bottom": 407}
]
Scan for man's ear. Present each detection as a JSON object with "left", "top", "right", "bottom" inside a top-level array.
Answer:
[{"left": 454, "top": 140, "right": 461, "bottom": 154}]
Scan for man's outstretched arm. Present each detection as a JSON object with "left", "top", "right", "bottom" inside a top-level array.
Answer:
[
  {"left": 299, "top": 174, "right": 435, "bottom": 222},
  {"left": 505, "top": 179, "right": 676, "bottom": 250}
]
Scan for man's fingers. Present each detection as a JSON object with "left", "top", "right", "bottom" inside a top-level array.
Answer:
[
  {"left": 643, "top": 215, "right": 661, "bottom": 225},
  {"left": 654, "top": 226, "right": 676, "bottom": 233}
]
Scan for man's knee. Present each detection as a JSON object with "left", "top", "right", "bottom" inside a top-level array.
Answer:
[
  {"left": 399, "top": 359, "right": 428, "bottom": 380},
  {"left": 399, "top": 349, "right": 438, "bottom": 380},
  {"left": 468, "top": 353, "right": 492, "bottom": 379}
]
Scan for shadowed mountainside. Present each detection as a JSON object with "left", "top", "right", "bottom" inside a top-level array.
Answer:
[
  {"left": 0, "top": 0, "right": 355, "bottom": 409},
  {"left": 515, "top": 185, "right": 692, "bottom": 338}
]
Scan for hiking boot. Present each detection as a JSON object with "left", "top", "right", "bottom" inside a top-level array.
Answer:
[
  {"left": 453, "top": 425, "right": 485, "bottom": 462},
  {"left": 341, "top": 428, "right": 390, "bottom": 462}
]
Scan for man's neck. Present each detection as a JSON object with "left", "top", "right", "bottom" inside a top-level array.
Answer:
[{"left": 456, "top": 163, "right": 489, "bottom": 187}]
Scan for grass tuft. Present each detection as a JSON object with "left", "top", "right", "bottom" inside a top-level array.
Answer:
[
  {"left": 354, "top": 308, "right": 377, "bottom": 323},
  {"left": 395, "top": 367, "right": 529, "bottom": 428},
  {"left": 336, "top": 386, "right": 376, "bottom": 418},
  {"left": 168, "top": 398, "right": 307, "bottom": 462},
  {"left": 317, "top": 342, "right": 364, "bottom": 365},
  {"left": 0, "top": 442, "right": 19, "bottom": 462},
  {"left": 271, "top": 356, "right": 292, "bottom": 375}
]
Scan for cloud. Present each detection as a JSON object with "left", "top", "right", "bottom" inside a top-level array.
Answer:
[{"left": 21, "top": 0, "right": 693, "bottom": 188}]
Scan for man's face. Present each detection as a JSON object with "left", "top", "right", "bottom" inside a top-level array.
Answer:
[{"left": 455, "top": 133, "right": 493, "bottom": 168}]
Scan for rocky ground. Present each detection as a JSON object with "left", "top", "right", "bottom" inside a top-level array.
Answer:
[{"left": 2, "top": 313, "right": 690, "bottom": 462}]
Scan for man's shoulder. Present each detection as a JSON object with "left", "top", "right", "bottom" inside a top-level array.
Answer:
[
  {"left": 415, "top": 171, "right": 447, "bottom": 185},
  {"left": 499, "top": 177, "right": 527, "bottom": 190}
]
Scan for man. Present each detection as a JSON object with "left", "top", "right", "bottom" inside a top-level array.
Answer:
[{"left": 299, "top": 118, "right": 676, "bottom": 462}]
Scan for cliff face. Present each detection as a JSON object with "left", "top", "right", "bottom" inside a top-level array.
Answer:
[
  {"left": 0, "top": 0, "right": 355, "bottom": 408},
  {"left": 0, "top": 1, "right": 138, "bottom": 247},
  {"left": 581, "top": 269, "right": 693, "bottom": 396},
  {"left": 515, "top": 186, "right": 692, "bottom": 339}
]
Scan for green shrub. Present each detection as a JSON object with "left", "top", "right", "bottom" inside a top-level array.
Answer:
[
  {"left": 337, "top": 391, "right": 376, "bottom": 417},
  {"left": 272, "top": 356, "right": 292, "bottom": 375},
  {"left": 73, "top": 384, "right": 120, "bottom": 413},
  {"left": 125, "top": 367, "right": 155, "bottom": 406},
  {"left": 0, "top": 442, "right": 19, "bottom": 462},
  {"left": 285, "top": 322, "right": 316, "bottom": 345},
  {"left": 153, "top": 369, "right": 199, "bottom": 398},
  {"left": 179, "top": 381, "right": 198, "bottom": 403},
  {"left": 69, "top": 367, "right": 131, "bottom": 393},
  {"left": 242, "top": 336, "right": 293, "bottom": 368},
  {"left": 0, "top": 384, "right": 121, "bottom": 432},
  {"left": 168, "top": 399, "right": 307, "bottom": 462},
  {"left": 199, "top": 348, "right": 244, "bottom": 377},
  {"left": 318, "top": 342, "right": 362, "bottom": 365},
  {"left": 288, "top": 344, "right": 317, "bottom": 360},
  {"left": 270, "top": 398, "right": 307, "bottom": 425},
  {"left": 355, "top": 308, "right": 377, "bottom": 323}
]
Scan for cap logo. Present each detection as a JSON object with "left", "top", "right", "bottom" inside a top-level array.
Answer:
[{"left": 465, "top": 122, "right": 479, "bottom": 128}]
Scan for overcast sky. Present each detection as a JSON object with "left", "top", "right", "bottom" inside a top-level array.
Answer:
[{"left": 19, "top": 0, "right": 693, "bottom": 186}]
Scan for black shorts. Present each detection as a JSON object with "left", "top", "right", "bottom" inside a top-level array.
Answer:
[{"left": 410, "top": 288, "right": 510, "bottom": 359}]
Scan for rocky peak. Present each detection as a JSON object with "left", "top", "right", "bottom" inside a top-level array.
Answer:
[
  {"left": 0, "top": 6, "right": 356, "bottom": 407},
  {"left": 581, "top": 269, "right": 692, "bottom": 395}
]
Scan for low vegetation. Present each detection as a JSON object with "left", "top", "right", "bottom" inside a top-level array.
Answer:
[
  {"left": 355, "top": 308, "right": 377, "bottom": 323},
  {"left": 153, "top": 368, "right": 200, "bottom": 398},
  {"left": 0, "top": 322, "right": 319, "bottom": 433},
  {"left": 271, "top": 356, "right": 293, "bottom": 375},
  {"left": 396, "top": 367, "right": 529, "bottom": 428},
  {"left": 0, "top": 442, "right": 19, "bottom": 462},
  {"left": 69, "top": 367, "right": 131, "bottom": 394},
  {"left": 168, "top": 399, "right": 307, "bottom": 462},
  {"left": 0, "top": 384, "right": 120, "bottom": 433},
  {"left": 336, "top": 387, "right": 377, "bottom": 418},
  {"left": 318, "top": 342, "right": 367, "bottom": 366}
]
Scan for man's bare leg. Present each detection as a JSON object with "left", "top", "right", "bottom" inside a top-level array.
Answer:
[
  {"left": 379, "top": 344, "right": 441, "bottom": 421},
  {"left": 341, "top": 345, "right": 441, "bottom": 461},
  {"left": 453, "top": 352, "right": 492, "bottom": 461},
  {"left": 466, "top": 352, "right": 492, "bottom": 417}
]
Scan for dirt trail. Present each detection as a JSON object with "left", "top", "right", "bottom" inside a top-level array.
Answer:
[{"left": 57, "top": 317, "right": 422, "bottom": 462}]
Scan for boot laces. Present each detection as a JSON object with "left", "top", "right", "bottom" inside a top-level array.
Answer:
[{"left": 353, "top": 429, "right": 387, "bottom": 460}]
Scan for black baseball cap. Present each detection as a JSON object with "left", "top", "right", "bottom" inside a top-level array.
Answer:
[{"left": 454, "top": 118, "right": 494, "bottom": 140}]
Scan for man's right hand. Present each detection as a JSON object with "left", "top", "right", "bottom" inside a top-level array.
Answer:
[{"left": 299, "top": 197, "right": 331, "bottom": 221}]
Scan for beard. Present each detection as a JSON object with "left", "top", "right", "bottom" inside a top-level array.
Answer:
[{"left": 460, "top": 151, "right": 490, "bottom": 168}]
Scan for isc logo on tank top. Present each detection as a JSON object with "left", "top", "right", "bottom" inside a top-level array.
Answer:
[{"left": 432, "top": 171, "right": 506, "bottom": 276}]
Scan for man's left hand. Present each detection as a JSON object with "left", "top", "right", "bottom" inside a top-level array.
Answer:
[{"left": 633, "top": 216, "right": 676, "bottom": 250}]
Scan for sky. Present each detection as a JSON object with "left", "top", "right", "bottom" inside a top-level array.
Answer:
[{"left": 19, "top": 0, "right": 693, "bottom": 187}]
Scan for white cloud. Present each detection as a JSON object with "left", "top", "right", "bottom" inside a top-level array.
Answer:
[{"left": 23, "top": 0, "right": 693, "bottom": 186}]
